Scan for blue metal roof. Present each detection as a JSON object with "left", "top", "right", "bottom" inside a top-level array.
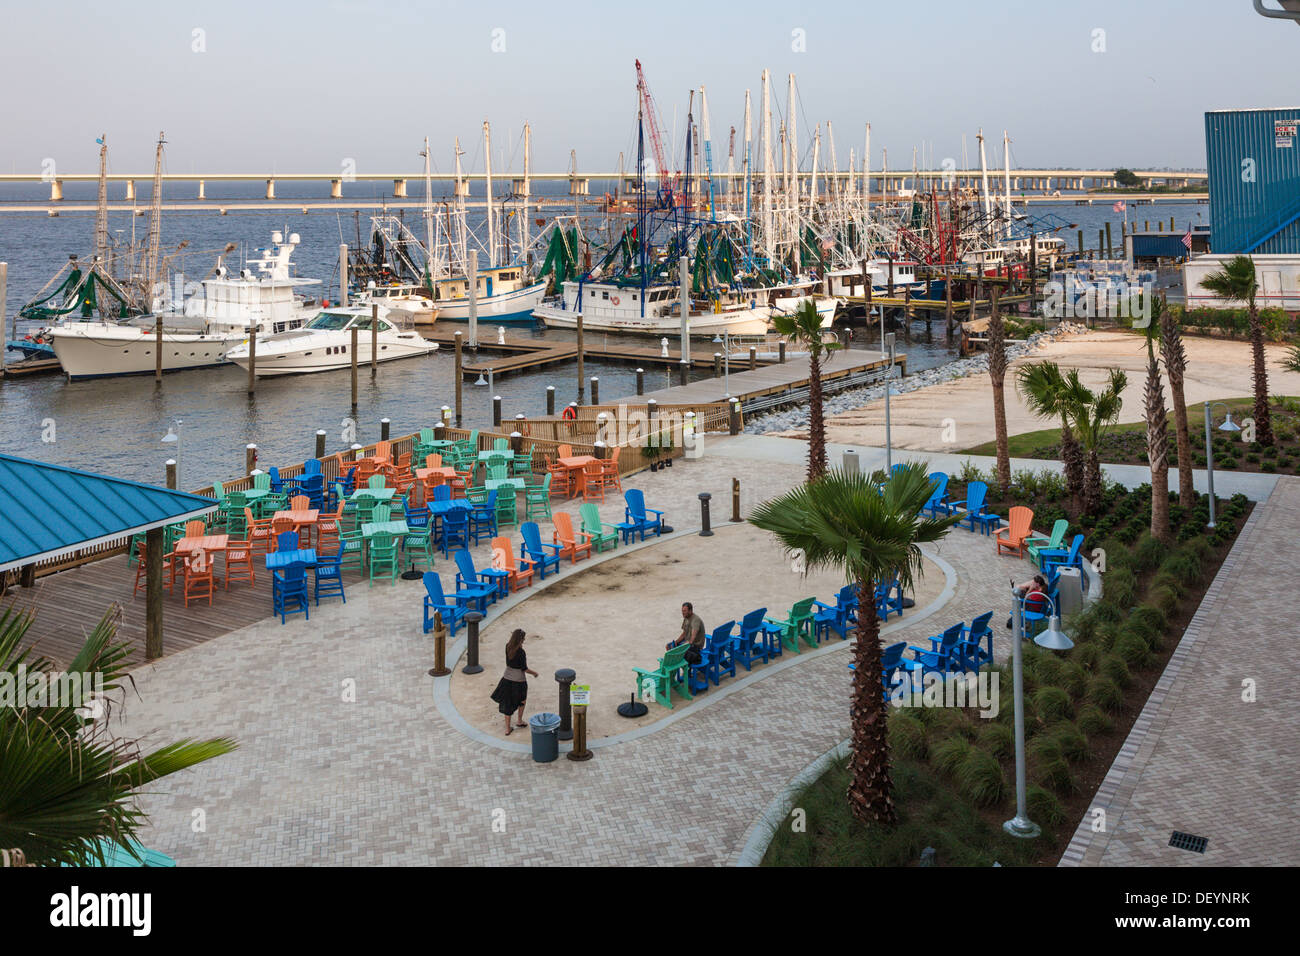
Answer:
[{"left": 0, "top": 454, "right": 218, "bottom": 572}]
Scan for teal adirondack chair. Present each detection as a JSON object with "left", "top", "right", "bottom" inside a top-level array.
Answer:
[
  {"left": 579, "top": 503, "right": 618, "bottom": 552},
  {"left": 401, "top": 523, "right": 435, "bottom": 571},
  {"left": 493, "top": 438, "right": 510, "bottom": 451},
  {"left": 525, "top": 474, "right": 552, "bottom": 520},
  {"left": 767, "top": 598, "right": 818, "bottom": 653},
  {"left": 633, "top": 643, "right": 693, "bottom": 709},
  {"left": 368, "top": 532, "right": 399, "bottom": 585},
  {"left": 1027, "top": 519, "right": 1069, "bottom": 568}
]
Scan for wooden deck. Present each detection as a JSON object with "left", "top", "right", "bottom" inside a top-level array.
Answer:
[
  {"left": 5, "top": 553, "right": 278, "bottom": 670},
  {"left": 622, "top": 347, "right": 900, "bottom": 406}
]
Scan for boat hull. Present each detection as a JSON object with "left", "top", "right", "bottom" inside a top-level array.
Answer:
[
  {"left": 535, "top": 304, "right": 771, "bottom": 337},
  {"left": 49, "top": 324, "right": 241, "bottom": 380},
  {"left": 431, "top": 282, "right": 546, "bottom": 323},
  {"left": 226, "top": 332, "right": 437, "bottom": 378}
]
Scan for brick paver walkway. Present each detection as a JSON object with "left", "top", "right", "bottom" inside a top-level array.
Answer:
[
  {"left": 1061, "top": 475, "right": 1300, "bottom": 866},
  {"left": 109, "top": 441, "right": 1025, "bottom": 866}
]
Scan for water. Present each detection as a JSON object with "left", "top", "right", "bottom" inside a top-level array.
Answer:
[{"left": 0, "top": 197, "right": 1206, "bottom": 486}]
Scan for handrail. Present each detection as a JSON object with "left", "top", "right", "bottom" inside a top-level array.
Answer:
[{"left": 1254, "top": 0, "right": 1300, "bottom": 23}]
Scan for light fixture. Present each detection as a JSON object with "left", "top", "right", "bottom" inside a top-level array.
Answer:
[
  {"left": 1033, "top": 611, "right": 1074, "bottom": 650},
  {"left": 1218, "top": 413, "right": 1241, "bottom": 433}
]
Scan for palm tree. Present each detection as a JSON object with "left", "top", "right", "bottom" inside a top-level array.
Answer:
[
  {"left": 771, "top": 300, "right": 840, "bottom": 481},
  {"left": 1016, "top": 361, "right": 1084, "bottom": 513},
  {"left": 0, "top": 604, "right": 236, "bottom": 866},
  {"left": 1199, "top": 255, "right": 1274, "bottom": 446},
  {"left": 1141, "top": 299, "right": 1172, "bottom": 542},
  {"left": 986, "top": 287, "right": 1012, "bottom": 491},
  {"left": 1063, "top": 368, "right": 1128, "bottom": 515},
  {"left": 1159, "top": 299, "right": 1195, "bottom": 506},
  {"left": 749, "top": 465, "right": 958, "bottom": 825},
  {"left": 1282, "top": 344, "right": 1300, "bottom": 374}
]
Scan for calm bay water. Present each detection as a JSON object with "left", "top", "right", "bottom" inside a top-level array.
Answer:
[{"left": 0, "top": 193, "right": 1207, "bottom": 487}]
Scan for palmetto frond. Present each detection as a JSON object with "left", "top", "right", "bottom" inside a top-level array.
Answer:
[{"left": 1198, "top": 254, "right": 1257, "bottom": 309}]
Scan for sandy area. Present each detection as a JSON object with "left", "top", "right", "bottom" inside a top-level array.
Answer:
[
  {"left": 449, "top": 522, "right": 944, "bottom": 740},
  {"left": 775, "top": 330, "right": 1300, "bottom": 453}
]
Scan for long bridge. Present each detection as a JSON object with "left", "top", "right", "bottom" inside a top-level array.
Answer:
[{"left": 0, "top": 168, "right": 1206, "bottom": 203}]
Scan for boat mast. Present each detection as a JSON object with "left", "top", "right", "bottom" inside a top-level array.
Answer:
[
  {"left": 94, "top": 135, "right": 109, "bottom": 269},
  {"left": 421, "top": 136, "right": 438, "bottom": 285},
  {"left": 787, "top": 72, "right": 797, "bottom": 250},
  {"left": 864, "top": 123, "right": 871, "bottom": 247},
  {"left": 521, "top": 123, "right": 532, "bottom": 277},
  {"left": 483, "top": 120, "right": 496, "bottom": 268},
  {"left": 637, "top": 98, "right": 647, "bottom": 319},
  {"left": 742, "top": 89, "right": 752, "bottom": 263},
  {"left": 978, "top": 128, "right": 992, "bottom": 224},
  {"left": 1002, "top": 129, "right": 1013, "bottom": 241},
  {"left": 761, "top": 69, "right": 774, "bottom": 266},
  {"left": 699, "top": 86, "right": 716, "bottom": 222},
  {"left": 142, "top": 131, "right": 165, "bottom": 311},
  {"left": 453, "top": 138, "right": 468, "bottom": 274}
]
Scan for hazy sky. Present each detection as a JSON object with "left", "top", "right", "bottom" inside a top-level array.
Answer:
[{"left": 1, "top": 0, "right": 1295, "bottom": 177}]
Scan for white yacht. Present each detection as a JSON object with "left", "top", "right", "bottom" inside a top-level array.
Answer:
[
  {"left": 47, "top": 232, "right": 318, "bottom": 380},
  {"left": 534, "top": 280, "right": 772, "bottom": 336},
  {"left": 423, "top": 266, "right": 547, "bottom": 324},
  {"left": 225, "top": 303, "right": 437, "bottom": 377},
  {"left": 825, "top": 259, "right": 924, "bottom": 297}
]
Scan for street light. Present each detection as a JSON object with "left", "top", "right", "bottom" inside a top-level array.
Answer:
[
  {"left": 160, "top": 419, "right": 183, "bottom": 487},
  {"left": 1203, "top": 401, "right": 1241, "bottom": 529},
  {"left": 711, "top": 331, "right": 731, "bottom": 397},
  {"left": 884, "top": 332, "right": 896, "bottom": 470}
]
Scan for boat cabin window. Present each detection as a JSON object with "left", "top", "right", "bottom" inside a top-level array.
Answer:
[{"left": 306, "top": 312, "right": 355, "bottom": 331}]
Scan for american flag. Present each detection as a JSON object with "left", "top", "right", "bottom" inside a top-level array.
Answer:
[
  {"left": 1182, "top": 230, "right": 1193, "bottom": 250},
  {"left": 1113, "top": 200, "right": 1126, "bottom": 213}
]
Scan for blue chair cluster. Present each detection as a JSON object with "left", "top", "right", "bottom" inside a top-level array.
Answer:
[{"left": 850, "top": 611, "right": 995, "bottom": 701}]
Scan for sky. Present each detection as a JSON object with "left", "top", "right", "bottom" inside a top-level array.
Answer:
[{"left": 1, "top": 0, "right": 1296, "bottom": 178}]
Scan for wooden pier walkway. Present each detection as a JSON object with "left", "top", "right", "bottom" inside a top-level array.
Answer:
[{"left": 622, "top": 347, "right": 901, "bottom": 407}]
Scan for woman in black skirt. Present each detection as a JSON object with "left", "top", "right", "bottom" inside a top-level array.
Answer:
[{"left": 490, "top": 629, "right": 538, "bottom": 736}]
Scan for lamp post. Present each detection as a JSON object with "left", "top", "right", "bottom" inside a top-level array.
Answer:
[
  {"left": 161, "top": 419, "right": 183, "bottom": 488},
  {"left": 1004, "top": 587, "right": 1073, "bottom": 839},
  {"left": 884, "top": 332, "right": 896, "bottom": 470},
  {"left": 711, "top": 331, "right": 731, "bottom": 397},
  {"left": 1203, "top": 401, "right": 1241, "bottom": 529}
]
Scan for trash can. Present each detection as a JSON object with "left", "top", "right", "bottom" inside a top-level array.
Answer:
[
  {"left": 842, "top": 450, "right": 860, "bottom": 474},
  {"left": 528, "top": 712, "right": 562, "bottom": 763},
  {"left": 1056, "top": 566, "right": 1083, "bottom": 617}
]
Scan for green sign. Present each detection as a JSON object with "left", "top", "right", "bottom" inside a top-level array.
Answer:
[{"left": 570, "top": 684, "right": 590, "bottom": 707}]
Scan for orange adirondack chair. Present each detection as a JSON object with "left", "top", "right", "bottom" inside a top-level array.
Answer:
[
  {"left": 315, "top": 501, "right": 345, "bottom": 553},
  {"left": 182, "top": 551, "right": 215, "bottom": 607},
  {"left": 581, "top": 460, "right": 605, "bottom": 501},
  {"left": 224, "top": 537, "right": 256, "bottom": 590},
  {"left": 600, "top": 446, "right": 623, "bottom": 491},
  {"left": 552, "top": 511, "right": 593, "bottom": 564},
  {"left": 246, "top": 507, "right": 275, "bottom": 555},
  {"left": 996, "top": 506, "right": 1035, "bottom": 556},
  {"left": 289, "top": 494, "right": 311, "bottom": 511},
  {"left": 374, "top": 440, "right": 393, "bottom": 464},
  {"left": 491, "top": 535, "right": 534, "bottom": 591},
  {"left": 133, "top": 540, "right": 178, "bottom": 596},
  {"left": 184, "top": 519, "right": 207, "bottom": 538}
]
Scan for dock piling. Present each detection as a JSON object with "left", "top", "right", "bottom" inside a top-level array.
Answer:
[
  {"left": 748, "top": 347, "right": 756, "bottom": 371},
  {"left": 713, "top": 352, "right": 721, "bottom": 377},
  {"left": 778, "top": 341, "right": 786, "bottom": 363},
  {"left": 350, "top": 326, "right": 359, "bottom": 408},
  {"left": 546, "top": 385, "right": 555, "bottom": 416},
  {"left": 370, "top": 303, "right": 378, "bottom": 377},
  {"left": 145, "top": 527, "right": 163, "bottom": 661},
  {"left": 247, "top": 326, "right": 257, "bottom": 395},
  {"left": 492, "top": 395, "right": 502, "bottom": 427},
  {"left": 165, "top": 459, "right": 176, "bottom": 490},
  {"left": 381, "top": 418, "right": 390, "bottom": 441},
  {"left": 576, "top": 314, "right": 585, "bottom": 403},
  {"left": 154, "top": 315, "right": 163, "bottom": 384},
  {"left": 636, "top": 368, "right": 644, "bottom": 395},
  {"left": 245, "top": 443, "right": 257, "bottom": 474},
  {"left": 590, "top": 376, "right": 599, "bottom": 405},
  {"left": 315, "top": 429, "right": 326, "bottom": 459},
  {"left": 454, "top": 331, "right": 463, "bottom": 427}
]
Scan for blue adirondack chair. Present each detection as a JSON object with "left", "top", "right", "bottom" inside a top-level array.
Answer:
[
  {"left": 312, "top": 550, "right": 346, "bottom": 605},
  {"left": 923, "top": 472, "right": 951, "bottom": 517},
  {"left": 468, "top": 490, "right": 498, "bottom": 544},
  {"left": 440, "top": 508, "right": 471, "bottom": 557},
  {"left": 422, "top": 572, "right": 468, "bottom": 635},
  {"left": 695, "top": 620, "right": 740, "bottom": 688},
  {"left": 950, "top": 611, "right": 995, "bottom": 672},
  {"left": 847, "top": 641, "right": 922, "bottom": 702},
  {"left": 615, "top": 489, "right": 665, "bottom": 543},
  {"left": 1040, "top": 534, "right": 1085, "bottom": 583},
  {"left": 955, "top": 480, "right": 991, "bottom": 533},
  {"left": 272, "top": 564, "right": 310, "bottom": 624},
  {"left": 520, "top": 521, "right": 562, "bottom": 579},
  {"left": 452, "top": 549, "right": 498, "bottom": 613},
  {"left": 908, "top": 622, "right": 964, "bottom": 678},
  {"left": 875, "top": 576, "right": 904, "bottom": 620},
  {"left": 737, "top": 607, "right": 783, "bottom": 667},
  {"left": 814, "top": 584, "right": 859, "bottom": 642}
]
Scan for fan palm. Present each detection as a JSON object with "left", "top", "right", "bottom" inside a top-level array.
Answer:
[
  {"left": 1159, "top": 299, "right": 1195, "bottom": 506},
  {"left": 1141, "top": 299, "right": 1172, "bottom": 542},
  {"left": 1282, "top": 344, "right": 1300, "bottom": 374},
  {"left": 1199, "top": 255, "right": 1273, "bottom": 445},
  {"left": 1016, "top": 360, "right": 1084, "bottom": 513},
  {"left": 0, "top": 604, "right": 237, "bottom": 866},
  {"left": 770, "top": 299, "right": 840, "bottom": 481},
  {"left": 1063, "top": 368, "right": 1128, "bottom": 514},
  {"left": 749, "top": 465, "right": 958, "bottom": 825},
  {"left": 986, "top": 287, "right": 1011, "bottom": 491}
]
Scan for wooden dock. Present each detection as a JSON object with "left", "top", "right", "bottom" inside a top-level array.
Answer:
[
  {"left": 1, "top": 357, "right": 62, "bottom": 378},
  {"left": 623, "top": 347, "right": 901, "bottom": 407}
]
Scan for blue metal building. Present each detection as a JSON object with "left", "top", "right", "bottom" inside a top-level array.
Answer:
[{"left": 1205, "top": 107, "right": 1300, "bottom": 254}]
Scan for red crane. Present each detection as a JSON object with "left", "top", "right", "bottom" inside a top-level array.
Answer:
[{"left": 635, "top": 59, "right": 676, "bottom": 204}]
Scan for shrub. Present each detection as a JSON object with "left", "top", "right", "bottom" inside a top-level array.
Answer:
[
  {"left": 1028, "top": 652, "right": 1065, "bottom": 688},
  {"left": 1087, "top": 675, "right": 1125, "bottom": 713},
  {"left": 1115, "top": 631, "right": 1155, "bottom": 668},
  {"left": 932, "top": 736, "right": 973, "bottom": 776},
  {"left": 1132, "top": 533, "right": 1164, "bottom": 572},
  {"left": 1033, "top": 686, "right": 1074, "bottom": 722},
  {"left": 1129, "top": 604, "right": 1168, "bottom": 642},
  {"left": 1099, "top": 653, "right": 1133, "bottom": 689},
  {"left": 1077, "top": 703, "right": 1115, "bottom": 737},
  {"left": 956, "top": 748, "right": 1007, "bottom": 807},
  {"left": 1059, "top": 661, "right": 1090, "bottom": 699},
  {"left": 1091, "top": 600, "right": 1123, "bottom": 625},
  {"left": 1029, "top": 738, "right": 1075, "bottom": 793},
  {"left": 1103, "top": 567, "right": 1138, "bottom": 608},
  {"left": 1074, "top": 641, "right": 1102, "bottom": 670},
  {"left": 1162, "top": 550, "right": 1203, "bottom": 587},
  {"left": 1149, "top": 570, "right": 1184, "bottom": 599},
  {"left": 1050, "top": 722, "right": 1090, "bottom": 763},
  {"left": 1027, "top": 785, "right": 1068, "bottom": 827},
  {"left": 977, "top": 722, "right": 1014, "bottom": 759},
  {"left": 889, "top": 712, "right": 928, "bottom": 759}
]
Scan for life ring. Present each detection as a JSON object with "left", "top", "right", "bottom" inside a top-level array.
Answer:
[
  {"left": 562, "top": 405, "right": 578, "bottom": 421},
  {"left": 610, "top": 295, "right": 621, "bottom": 306}
]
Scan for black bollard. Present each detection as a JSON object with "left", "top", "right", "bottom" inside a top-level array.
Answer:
[
  {"left": 590, "top": 376, "right": 599, "bottom": 406},
  {"left": 462, "top": 612, "right": 485, "bottom": 674},
  {"left": 315, "top": 429, "right": 327, "bottom": 459},
  {"left": 555, "top": 668, "right": 576, "bottom": 741},
  {"left": 492, "top": 395, "right": 502, "bottom": 427},
  {"left": 636, "top": 367, "right": 644, "bottom": 396},
  {"left": 381, "top": 418, "right": 391, "bottom": 441},
  {"left": 698, "top": 492, "right": 713, "bottom": 536},
  {"left": 546, "top": 385, "right": 555, "bottom": 416}
]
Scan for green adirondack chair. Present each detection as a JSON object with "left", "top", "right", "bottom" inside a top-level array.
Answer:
[
  {"left": 486, "top": 461, "right": 509, "bottom": 481},
  {"left": 367, "top": 474, "right": 388, "bottom": 490},
  {"left": 493, "top": 438, "right": 510, "bottom": 451},
  {"left": 372, "top": 504, "right": 392, "bottom": 524},
  {"left": 401, "top": 523, "right": 435, "bottom": 571},
  {"left": 579, "top": 503, "right": 618, "bottom": 552},
  {"left": 338, "top": 531, "right": 365, "bottom": 574},
  {"left": 512, "top": 449, "right": 534, "bottom": 476},
  {"left": 767, "top": 598, "right": 818, "bottom": 653},
  {"left": 1026, "top": 518, "right": 1069, "bottom": 568},
  {"left": 495, "top": 488, "right": 518, "bottom": 528},
  {"left": 524, "top": 474, "right": 552, "bottom": 520},
  {"left": 368, "top": 532, "right": 399, "bottom": 586},
  {"left": 633, "top": 643, "right": 693, "bottom": 709},
  {"left": 223, "top": 492, "right": 249, "bottom": 534},
  {"left": 253, "top": 472, "right": 271, "bottom": 491}
]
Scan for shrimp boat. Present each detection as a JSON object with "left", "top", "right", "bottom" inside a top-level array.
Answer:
[
  {"left": 47, "top": 232, "right": 319, "bottom": 380},
  {"left": 534, "top": 280, "right": 772, "bottom": 336},
  {"left": 225, "top": 303, "right": 437, "bottom": 377}
]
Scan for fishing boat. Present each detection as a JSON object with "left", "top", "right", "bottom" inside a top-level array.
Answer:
[
  {"left": 225, "top": 303, "right": 437, "bottom": 377},
  {"left": 46, "top": 233, "right": 319, "bottom": 381},
  {"left": 534, "top": 280, "right": 772, "bottom": 336}
]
